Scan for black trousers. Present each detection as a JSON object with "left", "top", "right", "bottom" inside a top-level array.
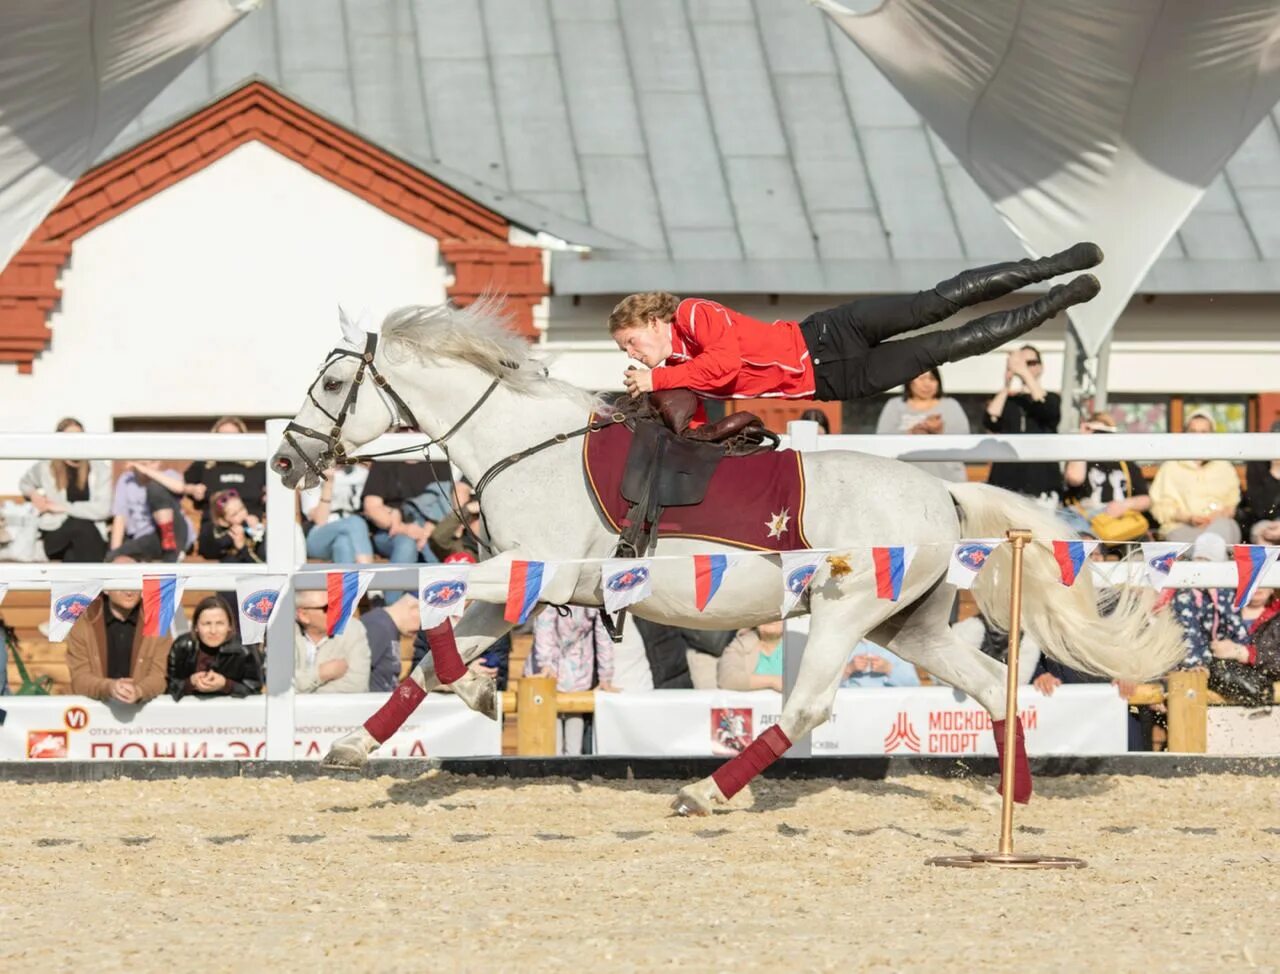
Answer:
[
  {"left": 799, "top": 290, "right": 954, "bottom": 401},
  {"left": 106, "top": 482, "right": 190, "bottom": 561},
  {"left": 40, "top": 517, "right": 107, "bottom": 563}
]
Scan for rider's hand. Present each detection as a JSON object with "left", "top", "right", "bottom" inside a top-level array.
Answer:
[{"left": 624, "top": 367, "right": 654, "bottom": 398}]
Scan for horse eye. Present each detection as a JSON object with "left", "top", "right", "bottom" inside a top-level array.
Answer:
[{"left": 322, "top": 377, "right": 343, "bottom": 393}]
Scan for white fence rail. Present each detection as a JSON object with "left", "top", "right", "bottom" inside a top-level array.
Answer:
[{"left": 1, "top": 420, "right": 1278, "bottom": 760}]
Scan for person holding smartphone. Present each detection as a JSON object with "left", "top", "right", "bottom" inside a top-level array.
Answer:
[{"left": 982, "top": 344, "right": 1063, "bottom": 504}]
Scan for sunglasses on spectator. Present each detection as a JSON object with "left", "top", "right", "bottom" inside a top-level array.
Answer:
[{"left": 1025, "top": 358, "right": 1042, "bottom": 366}]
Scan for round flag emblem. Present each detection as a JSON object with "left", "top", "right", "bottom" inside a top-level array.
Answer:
[
  {"left": 786, "top": 564, "right": 816, "bottom": 594},
  {"left": 53, "top": 594, "right": 92, "bottom": 623},
  {"left": 607, "top": 566, "right": 650, "bottom": 592},
  {"left": 955, "top": 543, "right": 993, "bottom": 571},
  {"left": 421, "top": 579, "right": 467, "bottom": 609},
  {"left": 1149, "top": 551, "right": 1178, "bottom": 574},
  {"left": 241, "top": 590, "right": 279, "bottom": 623}
]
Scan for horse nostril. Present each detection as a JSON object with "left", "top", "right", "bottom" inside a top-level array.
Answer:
[{"left": 273, "top": 456, "right": 292, "bottom": 473}]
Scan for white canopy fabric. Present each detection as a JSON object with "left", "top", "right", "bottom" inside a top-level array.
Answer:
[
  {"left": 817, "top": 0, "right": 1280, "bottom": 357},
  {"left": 0, "top": 0, "right": 248, "bottom": 269}
]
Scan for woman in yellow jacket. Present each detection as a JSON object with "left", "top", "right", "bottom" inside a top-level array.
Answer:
[{"left": 1149, "top": 411, "right": 1242, "bottom": 544}]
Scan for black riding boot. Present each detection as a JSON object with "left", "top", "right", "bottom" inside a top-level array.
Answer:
[
  {"left": 934, "top": 241, "right": 1103, "bottom": 310},
  {"left": 920, "top": 273, "right": 1100, "bottom": 364}
]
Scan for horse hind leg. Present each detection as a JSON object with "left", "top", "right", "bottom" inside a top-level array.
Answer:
[{"left": 673, "top": 577, "right": 894, "bottom": 816}]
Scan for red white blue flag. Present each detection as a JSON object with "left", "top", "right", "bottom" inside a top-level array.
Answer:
[
  {"left": 418, "top": 564, "right": 472, "bottom": 629},
  {"left": 1052, "top": 540, "right": 1099, "bottom": 587},
  {"left": 945, "top": 539, "right": 1002, "bottom": 589},
  {"left": 326, "top": 570, "right": 373, "bottom": 636},
  {"left": 872, "top": 545, "right": 917, "bottom": 601},
  {"left": 235, "top": 575, "right": 288, "bottom": 644},
  {"left": 779, "top": 550, "right": 821, "bottom": 617},
  {"left": 1232, "top": 545, "right": 1279, "bottom": 609},
  {"left": 505, "top": 560, "right": 552, "bottom": 624},
  {"left": 602, "top": 559, "right": 653, "bottom": 615},
  {"left": 47, "top": 580, "right": 104, "bottom": 642},
  {"left": 693, "top": 554, "right": 736, "bottom": 612},
  {"left": 142, "top": 574, "right": 185, "bottom": 637},
  {"left": 1140, "top": 542, "right": 1189, "bottom": 590}
]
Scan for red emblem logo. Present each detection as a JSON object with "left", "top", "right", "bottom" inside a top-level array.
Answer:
[
  {"left": 27, "top": 731, "right": 69, "bottom": 759},
  {"left": 711, "top": 708, "right": 753, "bottom": 756},
  {"left": 883, "top": 712, "right": 921, "bottom": 753},
  {"left": 63, "top": 706, "right": 90, "bottom": 731}
]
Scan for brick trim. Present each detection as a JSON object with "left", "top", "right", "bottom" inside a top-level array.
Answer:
[{"left": 1, "top": 80, "right": 548, "bottom": 371}]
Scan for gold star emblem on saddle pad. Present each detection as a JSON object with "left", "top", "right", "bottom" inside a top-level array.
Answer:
[{"left": 766, "top": 508, "right": 791, "bottom": 539}]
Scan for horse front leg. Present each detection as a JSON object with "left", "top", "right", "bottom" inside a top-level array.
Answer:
[{"left": 323, "top": 600, "right": 517, "bottom": 768}]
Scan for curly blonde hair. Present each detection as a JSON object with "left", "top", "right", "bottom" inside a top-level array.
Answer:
[{"left": 608, "top": 291, "right": 681, "bottom": 334}]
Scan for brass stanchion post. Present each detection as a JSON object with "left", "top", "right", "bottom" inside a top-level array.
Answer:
[{"left": 929, "top": 529, "right": 1086, "bottom": 869}]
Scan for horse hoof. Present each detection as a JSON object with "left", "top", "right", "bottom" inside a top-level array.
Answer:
[
  {"left": 322, "top": 730, "right": 374, "bottom": 770},
  {"left": 453, "top": 672, "right": 499, "bottom": 722},
  {"left": 672, "top": 783, "right": 715, "bottom": 817}
]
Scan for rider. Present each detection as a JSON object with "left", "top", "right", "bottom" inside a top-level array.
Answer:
[{"left": 610, "top": 243, "right": 1102, "bottom": 422}]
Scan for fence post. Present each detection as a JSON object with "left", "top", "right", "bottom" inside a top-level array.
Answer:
[
  {"left": 516, "top": 676, "right": 559, "bottom": 756},
  {"left": 1166, "top": 668, "right": 1209, "bottom": 753},
  {"left": 781, "top": 420, "right": 821, "bottom": 758},
  {"left": 263, "top": 419, "right": 296, "bottom": 761}
]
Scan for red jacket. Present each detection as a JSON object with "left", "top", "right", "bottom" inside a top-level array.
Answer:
[{"left": 651, "top": 299, "right": 815, "bottom": 400}]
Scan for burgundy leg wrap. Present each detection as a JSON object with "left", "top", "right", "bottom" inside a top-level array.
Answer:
[
  {"left": 992, "top": 718, "right": 1033, "bottom": 804},
  {"left": 364, "top": 678, "right": 427, "bottom": 744},
  {"left": 711, "top": 724, "right": 792, "bottom": 799},
  {"left": 426, "top": 621, "right": 467, "bottom": 685}
]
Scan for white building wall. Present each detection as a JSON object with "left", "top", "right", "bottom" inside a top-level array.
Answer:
[{"left": 0, "top": 141, "right": 449, "bottom": 483}]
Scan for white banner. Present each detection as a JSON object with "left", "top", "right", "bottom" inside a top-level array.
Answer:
[
  {"left": 594, "top": 686, "right": 1127, "bottom": 757},
  {"left": 0, "top": 693, "right": 500, "bottom": 761}
]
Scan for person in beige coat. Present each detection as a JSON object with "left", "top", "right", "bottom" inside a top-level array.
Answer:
[
  {"left": 65, "top": 564, "right": 170, "bottom": 704},
  {"left": 1149, "top": 411, "right": 1242, "bottom": 544},
  {"left": 293, "top": 590, "right": 371, "bottom": 693}
]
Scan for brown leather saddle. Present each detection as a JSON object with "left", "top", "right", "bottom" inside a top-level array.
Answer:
[{"left": 617, "top": 392, "right": 774, "bottom": 542}]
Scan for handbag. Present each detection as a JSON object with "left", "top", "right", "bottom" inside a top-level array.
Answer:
[{"left": 1085, "top": 462, "right": 1149, "bottom": 542}]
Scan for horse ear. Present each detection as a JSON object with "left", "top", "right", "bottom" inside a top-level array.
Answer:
[{"left": 338, "top": 305, "right": 366, "bottom": 348}]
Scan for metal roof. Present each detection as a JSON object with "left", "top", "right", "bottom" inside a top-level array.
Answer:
[{"left": 101, "top": 0, "right": 1280, "bottom": 294}]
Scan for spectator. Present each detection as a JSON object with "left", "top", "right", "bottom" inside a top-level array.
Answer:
[
  {"left": 798, "top": 408, "right": 831, "bottom": 433},
  {"left": 875, "top": 367, "right": 971, "bottom": 482},
  {"left": 1202, "top": 586, "right": 1278, "bottom": 706},
  {"left": 1061, "top": 410, "right": 1152, "bottom": 542},
  {"left": 952, "top": 613, "right": 1043, "bottom": 685},
  {"left": 300, "top": 463, "right": 373, "bottom": 565},
  {"left": 525, "top": 605, "right": 616, "bottom": 754},
  {"left": 362, "top": 457, "right": 454, "bottom": 599},
  {"left": 182, "top": 416, "right": 266, "bottom": 519},
  {"left": 632, "top": 618, "right": 734, "bottom": 689},
  {"left": 18, "top": 417, "right": 111, "bottom": 562},
  {"left": 197, "top": 489, "right": 265, "bottom": 563},
  {"left": 358, "top": 594, "right": 421, "bottom": 693},
  {"left": 840, "top": 639, "right": 921, "bottom": 688},
  {"left": 413, "top": 630, "right": 512, "bottom": 691},
  {"left": 1166, "top": 531, "right": 1236, "bottom": 670},
  {"left": 65, "top": 556, "right": 168, "bottom": 703},
  {"left": 983, "top": 345, "right": 1063, "bottom": 503},
  {"left": 426, "top": 481, "right": 483, "bottom": 562},
  {"left": 717, "top": 620, "right": 785, "bottom": 692},
  {"left": 167, "top": 596, "right": 263, "bottom": 700},
  {"left": 1239, "top": 419, "right": 1280, "bottom": 544},
  {"left": 293, "top": 589, "right": 371, "bottom": 693},
  {"left": 107, "top": 461, "right": 194, "bottom": 562},
  {"left": 1149, "top": 411, "right": 1241, "bottom": 544}
]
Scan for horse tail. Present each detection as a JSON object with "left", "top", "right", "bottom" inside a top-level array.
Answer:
[{"left": 946, "top": 481, "right": 1185, "bottom": 681}]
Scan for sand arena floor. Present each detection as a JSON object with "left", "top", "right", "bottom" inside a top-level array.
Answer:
[{"left": 0, "top": 772, "right": 1277, "bottom": 973}]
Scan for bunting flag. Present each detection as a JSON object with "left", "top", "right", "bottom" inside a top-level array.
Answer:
[
  {"left": 1052, "top": 540, "right": 1099, "bottom": 587},
  {"left": 1140, "top": 542, "right": 1190, "bottom": 590},
  {"left": 1232, "top": 545, "right": 1280, "bottom": 610},
  {"left": 872, "top": 546, "right": 917, "bottom": 601},
  {"left": 47, "top": 580, "right": 104, "bottom": 642},
  {"left": 693, "top": 554, "right": 735, "bottom": 612},
  {"left": 505, "top": 560, "right": 553, "bottom": 625},
  {"left": 326, "top": 570, "right": 374, "bottom": 636},
  {"left": 141, "top": 574, "right": 185, "bottom": 637},
  {"left": 418, "top": 564, "right": 473, "bottom": 630},
  {"left": 602, "top": 559, "right": 653, "bottom": 615},
  {"left": 779, "top": 550, "right": 821, "bottom": 617},
  {"left": 236, "top": 575, "right": 289, "bottom": 645},
  {"left": 945, "top": 539, "right": 1002, "bottom": 590}
]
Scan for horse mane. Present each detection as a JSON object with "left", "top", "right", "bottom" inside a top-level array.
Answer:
[{"left": 380, "top": 294, "right": 604, "bottom": 413}]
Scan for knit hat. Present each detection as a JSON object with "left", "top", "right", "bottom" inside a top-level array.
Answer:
[{"left": 1191, "top": 531, "right": 1227, "bottom": 562}]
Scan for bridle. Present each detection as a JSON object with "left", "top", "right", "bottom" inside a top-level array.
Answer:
[{"left": 282, "top": 331, "right": 500, "bottom": 481}]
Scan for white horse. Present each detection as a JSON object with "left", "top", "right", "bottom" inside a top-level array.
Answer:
[{"left": 270, "top": 300, "right": 1183, "bottom": 814}]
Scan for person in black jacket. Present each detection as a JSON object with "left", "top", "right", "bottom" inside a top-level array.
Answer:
[
  {"left": 983, "top": 344, "right": 1063, "bottom": 502},
  {"left": 168, "top": 597, "right": 264, "bottom": 700},
  {"left": 1239, "top": 419, "right": 1280, "bottom": 544}
]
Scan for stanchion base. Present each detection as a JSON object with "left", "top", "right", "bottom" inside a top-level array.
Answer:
[{"left": 927, "top": 852, "right": 1086, "bottom": 869}]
